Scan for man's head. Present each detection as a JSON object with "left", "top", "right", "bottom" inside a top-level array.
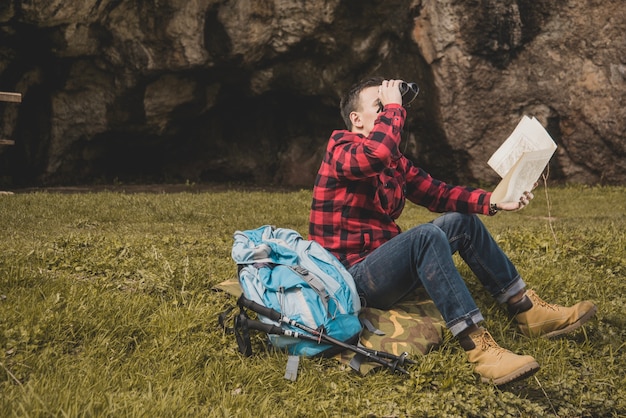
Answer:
[{"left": 340, "top": 76, "right": 384, "bottom": 131}]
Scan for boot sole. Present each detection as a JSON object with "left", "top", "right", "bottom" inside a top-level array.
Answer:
[
  {"left": 481, "top": 360, "right": 540, "bottom": 386},
  {"left": 541, "top": 304, "right": 598, "bottom": 339}
]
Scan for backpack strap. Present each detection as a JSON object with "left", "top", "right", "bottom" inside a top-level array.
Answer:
[
  {"left": 218, "top": 306, "right": 254, "bottom": 357},
  {"left": 289, "top": 265, "right": 331, "bottom": 314},
  {"left": 234, "top": 309, "right": 253, "bottom": 357},
  {"left": 361, "top": 317, "right": 386, "bottom": 336}
]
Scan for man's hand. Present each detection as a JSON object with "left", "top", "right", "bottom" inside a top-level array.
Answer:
[
  {"left": 498, "top": 192, "right": 535, "bottom": 211},
  {"left": 378, "top": 79, "right": 403, "bottom": 107},
  {"left": 497, "top": 190, "right": 534, "bottom": 212},
  {"left": 491, "top": 182, "right": 539, "bottom": 213}
]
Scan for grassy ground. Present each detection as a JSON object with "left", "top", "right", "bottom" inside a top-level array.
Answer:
[{"left": 0, "top": 184, "right": 624, "bottom": 417}]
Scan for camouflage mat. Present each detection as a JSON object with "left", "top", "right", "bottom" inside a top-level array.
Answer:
[{"left": 214, "top": 278, "right": 444, "bottom": 375}]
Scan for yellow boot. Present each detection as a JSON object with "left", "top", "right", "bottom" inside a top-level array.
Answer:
[
  {"left": 515, "top": 290, "right": 597, "bottom": 338},
  {"left": 463, "top": 327, "right": 540, "bottom": 386}
]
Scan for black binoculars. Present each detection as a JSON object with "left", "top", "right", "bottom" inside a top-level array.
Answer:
[{"left": 399, "top": 82, "right": 419, "bottom": 106}]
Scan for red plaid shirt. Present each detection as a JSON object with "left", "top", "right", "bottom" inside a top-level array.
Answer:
[{"left": 308, "top": 104, "right": 492, "bottom": 268}]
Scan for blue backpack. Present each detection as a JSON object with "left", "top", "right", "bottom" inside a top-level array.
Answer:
[{"left": 231, "top": 225, "right": 362, "bottom": 357}]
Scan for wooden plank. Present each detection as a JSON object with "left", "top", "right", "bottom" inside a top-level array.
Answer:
[
  {"left": 0, "top": 139, "right": 15, "bottom": 146},
  {"left": 0, "top": 92, "right": 22, "bottom": 103}
]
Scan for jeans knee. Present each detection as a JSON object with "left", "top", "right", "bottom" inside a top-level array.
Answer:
[
  {"left": 407, "top": 223, "right": 448, "bottom": 248},
  {"left": 433, "top": 212, "right": 483, "bottom": 235}
]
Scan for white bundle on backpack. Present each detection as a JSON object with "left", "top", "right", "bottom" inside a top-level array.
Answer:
[{"left": 231, "top": 225, "right": 362, "bottom": 357}]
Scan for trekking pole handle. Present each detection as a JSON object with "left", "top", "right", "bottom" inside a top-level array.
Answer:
[
  {"left": 237, "top": 295, "right": 282, "bottom": 322},
  {"left": 243, "top": 318, "right": 287, "bottom": 336}
]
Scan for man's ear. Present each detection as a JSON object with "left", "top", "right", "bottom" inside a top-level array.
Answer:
[{"left": 350, "top": 111, "right": 362, "bottom": 129}]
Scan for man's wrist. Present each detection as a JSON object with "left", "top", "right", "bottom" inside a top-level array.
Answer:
[{"left": 489, "top": 203, "right": 499, "bottom": 215}]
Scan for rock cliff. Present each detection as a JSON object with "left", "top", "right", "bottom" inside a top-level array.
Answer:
[{"left": 0, "top": 0, "right": 624, "bottom": 187}]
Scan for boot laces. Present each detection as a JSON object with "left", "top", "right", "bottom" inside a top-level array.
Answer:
[
  {"left": 528, "top": 290, "right": 560, "bottom": 312},
  {"left": 475, "top": 330, "right": 507, "bottom": 357}
]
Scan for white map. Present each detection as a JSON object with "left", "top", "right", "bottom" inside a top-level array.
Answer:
[{"left": 488, "top": 116, "right": 557, "bottom": 204}]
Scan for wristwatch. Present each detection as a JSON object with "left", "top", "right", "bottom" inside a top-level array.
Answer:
[{"left": 489, "top": 203, "right": 499, "bottom": 215}]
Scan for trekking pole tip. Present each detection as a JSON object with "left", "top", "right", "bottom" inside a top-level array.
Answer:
[{"left": 400, "top": 352, "right": 417, "bottom": 365}]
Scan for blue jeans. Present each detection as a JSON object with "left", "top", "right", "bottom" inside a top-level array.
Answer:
[{"left": 348, "top": 212, "right": 526, "bottom": 336}]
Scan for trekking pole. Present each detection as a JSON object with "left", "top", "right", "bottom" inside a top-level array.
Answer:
[
  {"left": 237, "top": 295, "right": 411, "bottom": 375},
  {"left": 237, "top": 294, "right": 412, "bottom": 364},
  {"left": 240, "top": 316, "right": 409, "bottom": 375}
]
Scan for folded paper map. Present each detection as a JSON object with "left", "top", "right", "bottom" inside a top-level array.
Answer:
[{"left": 488, "top": 116, "right": 557, "bottom": 204}]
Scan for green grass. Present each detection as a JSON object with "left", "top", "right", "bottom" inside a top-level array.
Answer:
[{"left": 0, "top": 184, "right": 625, "bottom": 417}]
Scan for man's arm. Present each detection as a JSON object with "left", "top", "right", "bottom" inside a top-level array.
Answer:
[
  {"left": 404, "top": 162, "right": 492, "bottom": 215},
  {"left": 330, "top": 105, "right": 406, "bottom": 180}
]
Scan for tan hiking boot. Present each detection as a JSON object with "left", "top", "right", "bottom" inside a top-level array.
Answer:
[
  {"left": 464, "top": 327, "right": 540, "bottom": 385},
  {"left": 515, "top": 290, "right": 597, "bottom": 338}
]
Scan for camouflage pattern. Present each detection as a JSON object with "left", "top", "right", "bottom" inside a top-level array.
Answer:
[
  {"left": 338, "top": 288, "right": 444, "bottom": 374},
  {"left": 361, "top": 291, "right": 444, "bottom": 355},
  {"left": 216, "top": 279, "right": 444, "bottom": 375}
]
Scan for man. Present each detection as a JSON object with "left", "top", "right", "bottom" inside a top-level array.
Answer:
[{"left": 308, "top": 76, "right": 597, "bottom": 385}]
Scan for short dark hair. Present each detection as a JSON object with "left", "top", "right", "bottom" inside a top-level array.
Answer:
[{"left": 339, "top": 76, "right": 384, "bottom": 130}]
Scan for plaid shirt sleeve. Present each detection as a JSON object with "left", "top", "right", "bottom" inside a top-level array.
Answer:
[
  {"left": 309, "top": 104, "right": 492, "bottom": 268},
  {"left": 327, "top": 104, "right": 406, "bottom": 180},
  {"left": 403, "top": 158, "right": 492, "bottom": 215}
]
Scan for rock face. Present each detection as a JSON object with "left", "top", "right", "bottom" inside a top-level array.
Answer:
[{"left": 0, "top": 0, "right": 624, "bottom": 187}]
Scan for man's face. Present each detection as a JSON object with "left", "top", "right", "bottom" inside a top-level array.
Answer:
[{"left": 352, "top": 86, "right": 382, "bottom": 136}]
